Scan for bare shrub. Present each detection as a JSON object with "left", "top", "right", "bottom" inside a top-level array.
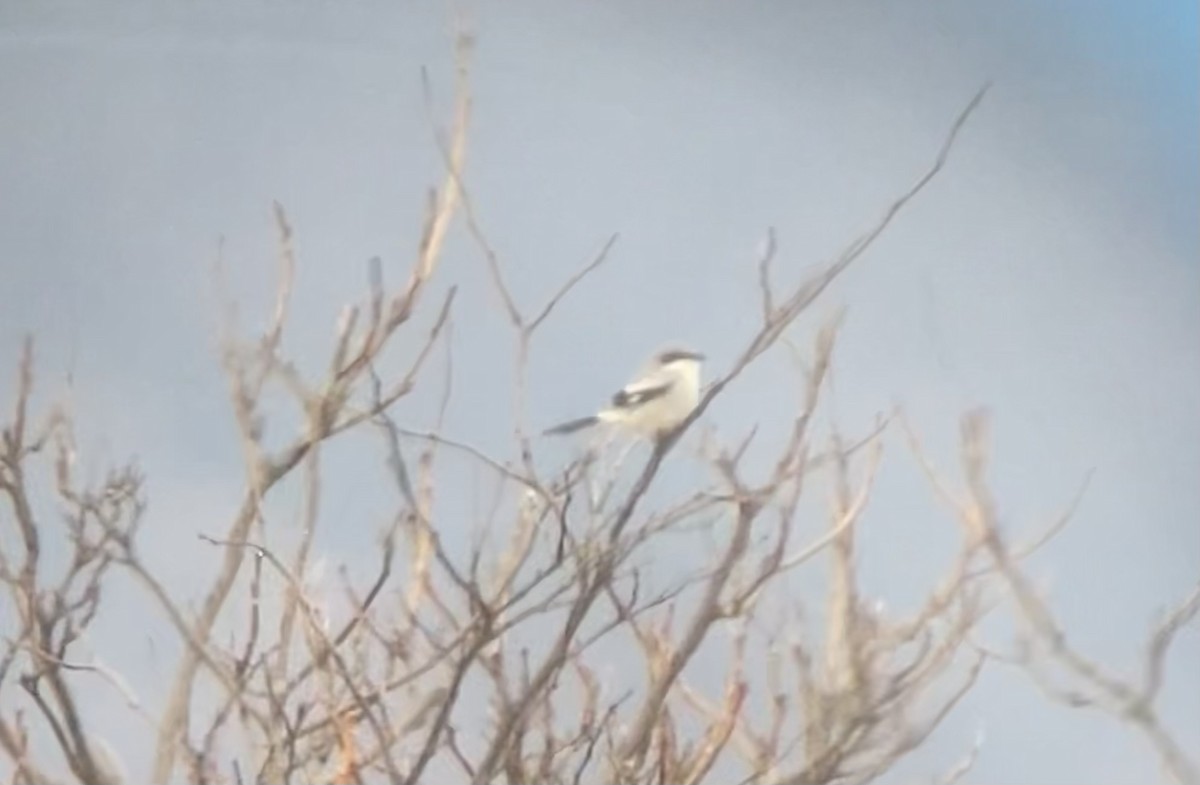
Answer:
[{"left": 1, "top": 34, "right": 1195, "bottom": 785}]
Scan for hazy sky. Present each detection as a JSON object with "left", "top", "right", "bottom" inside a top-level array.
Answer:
[{"left": 1, "top": 1, "right": 1197, "bottom": 782}]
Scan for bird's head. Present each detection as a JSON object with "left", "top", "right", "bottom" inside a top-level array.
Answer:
[{"left": 654, "top": 347, "right": 705, "bottom": 369}]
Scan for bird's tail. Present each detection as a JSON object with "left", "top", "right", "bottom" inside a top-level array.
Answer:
[{"left": 543, "top": 415, "right": 599, "bottom": 436}]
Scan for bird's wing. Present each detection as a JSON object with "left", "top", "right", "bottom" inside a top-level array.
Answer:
[{"left": 610, "top": 370, "right": 675, "bottom": 410}]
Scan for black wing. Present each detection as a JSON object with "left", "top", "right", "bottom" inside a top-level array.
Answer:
[{"left": 611, "top": 382, "right": 672, "bottom": 410}]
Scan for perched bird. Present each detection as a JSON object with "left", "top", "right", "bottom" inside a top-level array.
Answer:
[{"left": 544, "top": 346, "right": 705, "bottom": 440}]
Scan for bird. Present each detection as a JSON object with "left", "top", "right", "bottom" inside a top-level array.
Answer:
[{"left": 544, "top": 346, "right": 705, "bottom": 440}]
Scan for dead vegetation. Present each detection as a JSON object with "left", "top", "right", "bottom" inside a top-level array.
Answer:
[{"left": 1, "top": 34, "right": 1196, "bottom": 785}]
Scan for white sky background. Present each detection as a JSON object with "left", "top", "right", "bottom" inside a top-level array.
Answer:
[{"left": 1, "top": 0, "right": 1197, "bottom": 782}]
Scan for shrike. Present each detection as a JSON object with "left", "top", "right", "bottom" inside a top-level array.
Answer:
[{"left": 544, "top": 347, "right": 705, "bottom": 440}]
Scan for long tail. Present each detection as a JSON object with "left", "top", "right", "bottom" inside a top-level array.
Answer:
[{"left": 543, "top": 415, "right": 599, "bottom": 436}]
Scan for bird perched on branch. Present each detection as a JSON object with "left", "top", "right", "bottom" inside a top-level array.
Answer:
[{"left": 544, "top": 346, "right": 705, "bottom": 441}]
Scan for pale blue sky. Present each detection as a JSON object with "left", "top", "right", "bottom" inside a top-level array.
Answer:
[{"left": 1, "top": 1, "right": 1197, "bottom": 782}]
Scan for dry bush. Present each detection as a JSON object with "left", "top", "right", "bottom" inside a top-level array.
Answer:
[{"left": 1, "top": 35, "right": 1196, "bottom": 785}]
